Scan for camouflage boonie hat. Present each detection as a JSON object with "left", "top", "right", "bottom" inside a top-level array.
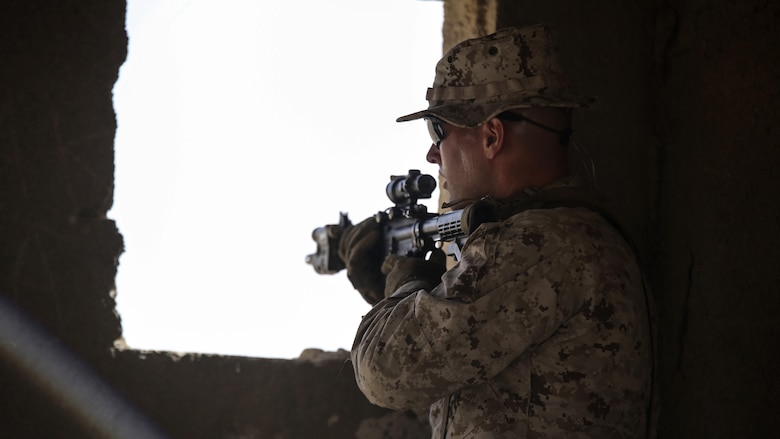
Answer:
[{"left": 396, "top": 24, "right": 596, "bottom": 128}]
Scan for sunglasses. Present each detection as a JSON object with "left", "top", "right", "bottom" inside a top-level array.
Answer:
[
  {"left": 425, "top": 112, "right": 572, "bottom": 148},
  {"left": 425, "top": 117, "right": 447, "bottom": 149}
]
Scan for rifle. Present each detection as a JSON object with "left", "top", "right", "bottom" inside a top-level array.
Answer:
[{"left": 305, "top": 170, "right": 468, "bottom": 275}]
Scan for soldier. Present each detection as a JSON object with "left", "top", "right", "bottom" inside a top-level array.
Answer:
[{"left": 339, "top": 24, "right": 657, "bottom": 438}]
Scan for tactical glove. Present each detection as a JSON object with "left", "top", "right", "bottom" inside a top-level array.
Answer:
[
  {"left": 338, "top": 217, "right": 386, "bottom": 305},
  {"left": 381, "top": 248, "right": 447, "bottom": 298}
]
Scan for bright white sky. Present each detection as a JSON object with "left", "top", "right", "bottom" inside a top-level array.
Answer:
[{"left": 110, "top": 0, "right": 444, "bottom": 359}]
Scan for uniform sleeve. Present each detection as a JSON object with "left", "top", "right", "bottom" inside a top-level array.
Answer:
[{"left": 350, "top": 216, "right": 584, "bottom": 410}]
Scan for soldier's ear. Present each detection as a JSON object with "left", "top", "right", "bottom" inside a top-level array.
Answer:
[{"left": 482, "top": 117, "right": 505, "bottom": 159}]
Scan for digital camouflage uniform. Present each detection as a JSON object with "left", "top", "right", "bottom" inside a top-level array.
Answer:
[{"left": 351, "top": 178, "right": 655, "bottom": 438}]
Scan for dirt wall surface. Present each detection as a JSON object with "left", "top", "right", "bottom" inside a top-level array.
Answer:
[{"left": 1, "top": 0, "right": 778, "bottom": 438}]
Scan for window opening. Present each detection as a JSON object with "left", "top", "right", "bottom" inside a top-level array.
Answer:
[{"left": 110, "top": 0, "right": 443, "bottom": 358}]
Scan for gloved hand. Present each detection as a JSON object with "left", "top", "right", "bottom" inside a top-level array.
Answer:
[
  {"left": 338, "top": 216, "right": 386, "bottom": 305},
  {"left": 381, "top": 248, "right": 447, "bottom": 297}
]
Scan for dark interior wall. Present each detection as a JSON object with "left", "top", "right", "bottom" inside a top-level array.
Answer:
[
  {"left": 1, "top": 2, "right": 128, "bottom": 436},
  {"left": 1, "top": 0, "right": 778, "bottom": 438},
  {"left": 496, "top": 0, "right": 780, "bottom": 437},
  {"left": 651, "top": 0, "right": 780, "bottom": 436},
  {"left": 0, "top": 1, "right": 126, "bottom": 355}
]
